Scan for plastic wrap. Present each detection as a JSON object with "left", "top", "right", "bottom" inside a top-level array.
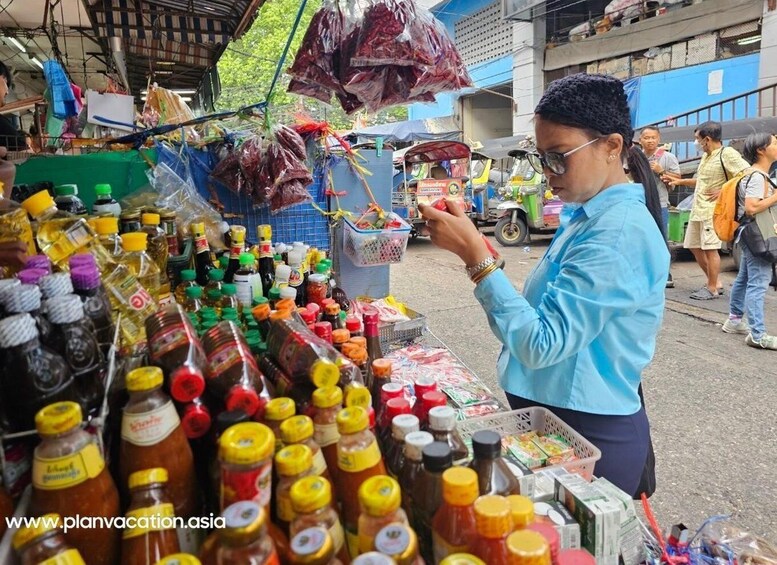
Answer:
[
  {"left": 700, "top": 520, "right": 777, "bottom": 565},
  {"left": 210, "top": 150, "right": 244, "bottom": 194},
  {"left": 288, "top": 0, "right": 347, "bottom": 93},
  {"left": 351, "top": 0, "right": 425, "bottom": 68}
]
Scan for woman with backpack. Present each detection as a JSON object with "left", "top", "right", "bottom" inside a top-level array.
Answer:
[{"left": 722, "top": 132, "right": 777, "bottom": 349}]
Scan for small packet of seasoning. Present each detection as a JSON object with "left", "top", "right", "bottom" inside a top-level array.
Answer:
[
  {"left": 443, "top": 382, "right": 494, "bottom": 407},
  {"left": 456, "top": 401, "right": 502, "bottom": 420},
  {"left": 532, "top": 434, "right": 575, "bottom": 462},
  {"left": 504, "top": 436, "right": 547, "bottom": 469}
]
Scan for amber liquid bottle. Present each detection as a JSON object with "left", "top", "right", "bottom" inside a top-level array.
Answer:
[
  {"left": 290, "top": 476, "right": 350, "bottom": 564},
  {"left": 468, "top": 430, "right": 521, "bottom": 496},
  {"left": 13, "top": 512, "right": 86, "bottom": 565}
]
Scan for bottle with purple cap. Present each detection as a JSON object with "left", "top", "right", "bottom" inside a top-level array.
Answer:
[
  {"left": 16, "top": 268, "right": 48, "bottom": 286},
  {"left": 25, "top": 255, "right": 51, "bottom": 274},
  {"left": 71, "top": 264, "right": 115, "bottom": 357}
]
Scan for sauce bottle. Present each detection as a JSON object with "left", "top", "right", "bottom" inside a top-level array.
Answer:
[
  {"left": 413, "top": 442, "right": 453, "bottom": 562},
  {"left": 71, "top": 264, "right": 116, "bottom": 358},
  {"left": 376, "top": 384, "right": 404, "bottom": 448},
  {"left": 290, "top": 476, "right": 349, "bottom": 564},
  {"left": 345, "top": 316, "right": 361, "bottom": 338},
  {"left": 524, "top": 523, "right": 559, "bottom": 564},
  {"left": 235, "top": 252, "right": 259, "bottom": 308},
  {"left": 191, "top": 222, "right": 214, "bottom": 286},
  {"left": 385, "top": 414, "right": 419, "bottom": 479},
  {"left": 158, "top": 208, "right": 179, "bottom": 258},
  {"left": 362, "top": 311, "right": 383, "bottom": 369},
  {"left": 472, "top": 495, "right": 512, "bottom": 563},
  {"left": 468, "top": 430, "right": 521, "bottom": 496},
  {"left": 183, "top": 286, "right": 203, "bottom": 313},
  {"left": 257, "top": 225, "right": 276, "bottom": 298},
  {"left": 218, "top": 422, "right": 275, "bottom": 511},
  {"left": 412, "top": 377, "right": 437, "bottom": 423},
  {"left": 30, "top": 402, "right": 121, "bottom": 565},
  {"left": 287, "top": 251, "right": 307, "bottom": 307},
  {"left": 281, "top": 415, "right": 333, "bottom": 484},
  {"left": 332, "top": 329, "right": 351, "bottom": 353},
  {"left": 290, "top": 526, "right": 341, "bottom": 565},
  {"left": 504, "top": 530, "right": 551, "bottom": 565},
  {"left": 323, "top": 303, "right": 344, "bottom": 330},
  {"left": 307, "top": 274, "right": 328, "bottom": 309},
  {"left": 0, "top": 313, "right": 76, "bottom": 432},
  {"left": 221, "top": 283, "right": 240, "bottom": 313},
  {"left": 3, "top": 283, "right": 53, "bottom": 344},
  {"left": 378, "top": 396, "right": 410, "bottom": 450},
  {"left": 507, "top": 495, "right": 534, "bottom": 530},
  {"left": 92, "top": 183, "right": 122, "bottom": 217},
  {"left": 180, "top": 397, "right": 212, "bottom": 439},
  {"left": 119, "top": 367, "right": 200, "bottom": 518},
  {"left": 120, "top": 209, "right": 142, "bottom": 234},
  {"left": 175, "top": 270, "right": 198, "bottom": 303},
  {"left": 397, "top": 431, "right": 434, "bottom": 522},
  {"left": 121, "top": 232, "right": 162, "bottom": 304},
  {"left": 204, "top": 269, "right": 224, "bottom": 307},
  {"left": 418, "top": 391, "right": 447, "bottom": 431},
  {"left": 141, "top": 213, "right": 171, "bottom": 304},
  {"left": 373, "top": 523, "right": 422, "bottom": 565},
  {"left": 432, "top": 467, "right": 480, "bottom": 561},
  {"left": 252, "top": 302, "right": 273, "bottom": 340},
  {"left": 95, "top": 216, "right": 124, "bottom": 257},
  {"left": 13, "top": 513, "right": 86, "bottom": 565},
  {"left": 370, "top": 360, "right": 392, "bottom": 411},
  {"left": 224, "top": 225, "right": 246, "bottom": 283},
  {"left": 428, "top": 406, "right": 469, "bottom": 462},
  {"left": 335, "top": 406, "right": 387, "bottom": 558},
  {"left": 275, "top": 444, "right": 315, "bottom": 534},
  {"left": 54, "top": 184, "right": 87, "bottom": 216},
  {"left": 122, "top": 468, "right": 181, "bottom": 565},
  {"left": 311, "top": 387, "right": 343, "bottom": 484},
  {"left": 314, "top": 322, "right": 333, "bottom": 344},
  {"left": 342, "top": 344, "right": 370, "bottom": 390},
  {"left": 206, "top": 501, "right": 279, "bottom": 564},
  {"left": 264, "top": 397, "right": 296, "bottom": 452},
  {"left": 356, "top": 475, "right": 408, "bottom": 556}
]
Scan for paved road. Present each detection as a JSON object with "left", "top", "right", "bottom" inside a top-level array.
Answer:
[{"left": 391, "top": 233, "right": 777, "bottom": 541}]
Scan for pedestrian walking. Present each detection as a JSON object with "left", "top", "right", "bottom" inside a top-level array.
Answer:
[{"left": 723, "top": 132, "right": 777, "bottom": 349}]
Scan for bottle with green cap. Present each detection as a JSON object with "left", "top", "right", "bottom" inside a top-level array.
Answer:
[
  {"left": 54, "top": 184, "right": 87, "bottom": 216},
  {"left": 183, "top": 286, "right": 203, "bottom": 314},
  {"left": 175, "top": 269, "right": 198, "bottom": 303},
  {"left": 204, "top": 268, "right": 225, "bottom": 307},
  {"left": 234, "top": 252, "right": 259, "bottom": 308},
  {"left": 268, "top": 287, "right": 281, "bottom": 310},
  {"left": 92, "top": 184, "right": 122, "bottom": 217},
  {"left": 220, "top": 283, "right": 240, "bottom": 313}
]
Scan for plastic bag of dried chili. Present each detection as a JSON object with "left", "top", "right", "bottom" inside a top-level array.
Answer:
[
  {"left": 288, "top": 78, "right": 333, "bottom": 104},
  {"left": 238, "top": 136, "right": 264, "bottom": 196},
  {"left": 288, "top": 0, "right": 347, "bottom": 92},
  {"left": 251, "top": 154, "right": 274, "bottom": 206},
  {"left": 210, "top": 149, "right": 244, "bottom": 194},
  {"left": 351, "top": 0, "right": 428, "bottom": 68},
  {"left": 270, "top": 180, "right": 312, "bottom": 214},
  {"left": 273, "top": 124, "right": 308, "bottom": 162},
  {"left": 408, "top": 14, "right": 473, "bottom": 98}
]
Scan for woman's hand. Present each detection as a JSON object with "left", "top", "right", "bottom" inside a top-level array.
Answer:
[{"left": 418, "top": 199, "right": 491, "bottom": 266}]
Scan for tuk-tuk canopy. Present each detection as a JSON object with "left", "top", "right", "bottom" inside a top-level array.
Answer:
[
  {"left": 476, "top": 135, "right": 529, "bottom": 161},
  {"left": 402, "top": 141, "right": 471, "bottom": 164}
]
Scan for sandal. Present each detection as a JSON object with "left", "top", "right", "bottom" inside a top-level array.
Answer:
[
  {"left": 718, "top": 287, "right": 725, "bottom": 295},
  {"left": 690, "top": 287, "right": 719, "bottom": 300}
]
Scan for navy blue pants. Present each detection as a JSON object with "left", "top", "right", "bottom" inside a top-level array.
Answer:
[{"left": 506, "top": 393, "right": 652, "bottom": 497}]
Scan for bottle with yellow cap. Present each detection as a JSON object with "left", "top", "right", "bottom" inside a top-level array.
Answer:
[
  {"left": 505, "top": 530, "right": 551, "bottom": 565},
  {"left": 120, "top": 232, "right": 162, "bottom": 304},
  {"left": 311, "top": 386, "right": 343, "bottom": 489},
  {"left": 507, "top": 495, "right": 534, "bottom": 531},
  {"left": 141, "top": 213, "right": 172, "bottom": 305},
  {"left": 432, "top": 467, "right": 480, "bottom": 561},
  {"left": 290, "top": 476, "right": 349, "bottom": 564},
  {"left": 119, "top": 367, "right": 200, "bottom": 519},
  {"left": 275, "top": 444, "right": 316, "bottom": 534},
  {"left": 218, "top": 421, "right": 276, "bottom": 511},
  {"left": 289, "top": 526, "right": 342, "bottom": 565},
  {"left": 155, "top": 553, "right": 202, "bottom": 565},
  {"left": 281, "top": 414, "right": 333, "bottom": 485},
  {"left": 209, "top": 501, "right": 279, "bottom": 564},
  {"left": 356, "top": 476, "right": 408, "bottom": 556},
  {"left": 30, "top": 402, "right": 120, "bottom": 565},
  {"left": 373, "top": 522, "right": 421, "bottom": 565},
  {"left": 472, "top": 495, "right": 512, "bottom": 563},
  {"left": 224, "top": 225, "right": 246, "bottom": 283},
  {"left": 439, "top": 554, "right": 486, "bottom": 565},
  {"left": 335, "top": 406, "right": 388, "bottom": 559},
  {"left": 122, "top": 468, "right": 181, "bottom": 565},
  {"left": 13, "top": 513, "right": 86, "bottom": 565},
  {"left": 191, "top": 221, "right": 214, "bottom": 286},
  {"left": 264, "top": 397, "right": 296, "bottom": 452},
  {"left": 95, "top": 216, "right": 124, "bottom": 257}
]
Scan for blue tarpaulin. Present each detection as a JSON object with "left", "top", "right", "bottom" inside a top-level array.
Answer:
[
  {"left": 623, "top": 77, "right": 640, "bottom": 130},
  {"left": 354, "top": 117, "right": 460, "bottom": 143}
]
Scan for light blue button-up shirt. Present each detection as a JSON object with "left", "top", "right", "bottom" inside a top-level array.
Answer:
[{"left": 474, "top": 183, "right": 669, "bottom": 415}]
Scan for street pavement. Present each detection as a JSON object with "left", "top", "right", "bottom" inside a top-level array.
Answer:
[{"left": 390, "top": 232, "right": 777, "bottom": 541}]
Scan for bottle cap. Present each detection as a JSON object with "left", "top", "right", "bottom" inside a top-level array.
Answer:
[
  {"left": 422, "top": 441, "right": 453, "bottom": 473},
  {"left": 555, "top": 549, "right": 595, "bottom": 565},
  {"left": 257, "top": 224, "right": 272, "bottom": 241},
  {"left": 298, "top": 308, "right": 316, "bottom": 325},
  {"left": 215, "top": 409, "right": 251, "bottom": 436},
  {"left": 391, "top": 414, "right": 419, "bottom": 440},
  {"left": 229, "top": 225, "right": 246, "bottom": 242},
  {"left": 70, "top": 266, "right": 101, "bottom": 291},
  {"left": 506, "top": 530, "right": 551, "bottom": 565},
  {"left": 121, "top": 232, "right": 148, "bottom": 252},
  {"left": 312, "top": 386, "right": 343, "bottom": 409},
  {"left": 126, "top": 366, "right": 164, "bottom": 392},
  {"left": 169, "top": 366, "right": 206, "bottom": 403},
  {"left": 265, "top": 397, "right": 295, "bottom": 421},
  {"left": 372, "top": 358, "right": 392, "bottom": 378},
  {"left": 429, "top": 405, "right": 456, "bottom": 432},
  {"left": 207, "top": 288, "right": 222, "bottom": 302},
  {"left": 69, "top": 254, "right": 96, "bottom": 270},
  {"left": 181, "top": 402, "right": 212, "bottom": 439},
  {"left": 308, "top": 273, "right": 326, "bottom": 284},
  {"left": 220, "top": 501, "right": 266, "bottom": 544},
  {"left": 386, "top": 397, "right": 411, "bottom": 420},
  {"left": 225, "top": 384, "right": 261, "bottom": 416},
  {"left": 21, "top": 190, "right": 56, "bottom": 218},
  {"left": 315, "top": 262, "right": 328, "bottom": 274},
  {"left": 128, "top": 468, "right": 169, "bottom": 489},
  {"left": 54, "top": 184, "right": 77, "bottom": 196},
  {"left": 155, "top": 555, "right": 202, "bottom": 565},
  {"left": 290, "top": 526, "right": 334, "bottom": 563},
  {"left": 142, "top": 213, "right": 160, "bottom": 226},
  {"left": 348, "top": 336, "right": 367, "bottom": 349},
  {"left": 332, "top": 328, "right": 351, "bottom": 345},
  {"left": 12, "top": 513, "right": 63, "bottom": 550},
  {"left": 275, "top": 299, "right": 296, "bottom": 313},
  {"left": 268, "top": 287, "right": 282, "bottom": 303},
  {"left": 422, "top": 390, "right": 447, "bottom": 411},
  {"left": 288, "top": 251, "right": 303, "bottom": 266},
  {"left": 35, "top": 401, "right": 83, "bottom": 436},
  {"left": 222, "top": 283, "right": 237, "bottom": 296},
  {"left": 313, "top": 322, "right": 332, "bottom": 341},
  {"left": 219, "top": 255, "right": 229, "bottom": 269},
  {"left": 185, "top": 286, "right": 203, "bottom": 299},
  {"left": 275, "top": 444, "right": 313, "bottom": 476},
  {"left": 442, "top": 467, "right": 480, "bottom": 506},
  {"left": 190, "top": 221, "right": 206, "bottom": 237},
  {"left": 219, "top": 422, "right": 275, "bottom": 465},
  {"left": 362, "top": 309, "right": 379, "bottom": 325},
  {"left": 46, "top": 294, "right": 85, "bottom": 324},
  {"left": 290, "top": 476, "right": 332, "bottom": 514},
  {"left": 0, "top": 313, "right": 37, "bottom": 348},
  {"left": 0, "top": 278, "right": 20, "bottom": 304},
  {"left": 324, "top": 303, "right": 341, "bottom": 316},
  {"left": 358, "top": 475, "right": 401, "bottom": 517},
  {"left": 279, "top": 286, "right": 297, "bottom": 300},
  {"left": 374, "top": 523, "right": 418, "bottom": 561},
  {"left": 336, "top": 406, "right": 368, "bottom": 435},
  {"left": 305, "top": 302, "right": 320, "bottom": 315},
  {"left": 344, "top": 384, "right": 372, "bottom": 410},
  {"left": 251, "top": 303, "right": 271, "bottom": 322},
  {"left": 352, "top": 553, "right": 394, "bottom": 565},
  {"left": 474, "top": 495, "right": 512, "bottom": 539},
  {"left": 525, "top": 523, "right": 560, "bottom": 558},
  {"left": 280, "top": 415, "right": 315, "bottom": 444},
  {"left": 239, "top": 252, "right": 254, "bottom": 266},
  {"left": 414, "top": 376, "right": 437, "bottom": 398},
  {"left": 472, "top": 430, "right": 502, "bottom": 460},
  {"left": 3, "top": 284, "right": 41, "bottom": 313},
  {"left": 25, "top": 255, "right": 51, "bottom": 272},
  {"left": 403, "top": 431, "right": 434, "bottom": 461},
  {"left": 439, "top": 554, "right": 486, "bottom": 565},
  {"left": 16, "top": 268, "right": 48, "bottom": 286},
  {"left": 253, "top": 296, "right": 269, "bottom": 306},
  {"left": 95, "top": 216, "right": 119, "bottom": 235},
  {"left": 320, "top": 298, "right": 335, "bottom": 309},
  {"left": 207, "top": 268, "right": 224, "bottom": 282},
  {"left": 180, "top": 269, "right": 196, "bottom": 282},
  {"left": 39, "top": 273, "right": 74, "bottom": 299},
  {"left": 380, "top": 382, "right": 403, "bottom": 403},
  {"left": 507, "top": 495, "right": 535, "bottom": 529},
  {"left": 94, "top": 183, "right": 112, "bottom": 196},
  {"left": 345, "top": 315, "right": 361, "bottom": 333},
  {"left": 275, "top": 264, "right": 291, "bottom": 280}
]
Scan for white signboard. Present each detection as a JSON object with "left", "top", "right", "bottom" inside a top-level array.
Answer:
[{"left": 503, "top": 0, "right": 545, "bottom": 20}]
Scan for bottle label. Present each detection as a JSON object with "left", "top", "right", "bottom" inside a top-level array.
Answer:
[
  {"left": 233, "top": 273, "right": 253, "bottom": 307},
  {"left": 149, "top": 322, "right": 192, "bottom": 362},
  {"left": 229, "top": 244, "right": 243, "bottom": 260},
  {"left": 220, "top": 459, "right": 272, "bottom": 509},
  {"left": 313, "top": 423, "right": 339, "bottom": 447},
  {"left": 158, "top": 290, "right": 173, "bottom": 307},
  {"left": 40, "top": 549, "right": 85, "bottom": 565},
  {"left": 311, "top": 449, "right": 328, "bottom": 476},
  {"left": 337, "top": 439, "right": 381, "bottom": 473},
  {"left": 64, "top": 222, "right": 92, "bottom": 249},
  {"left": 128, "top": 286, "right": 155, "bottom": 312},
  {"left": 206, "top": 341, "right": 260, "bottom": 380},
  {"left": 122, "top": 503, "right": 176, "bottom": 538},
  {"left": 259, "top": 241, "right": 273, "bottom": 258},
  {"left": 121, "top": 401, "right": 181, "bottom": 446},
  {"left": 345, "top": 527, "right": 359, "bottom": 561},
  {"left": 250, "top": 273, "right": 264, "bottom": 301},
  {"left": 277, "top": 492, "right": 295, "bottom": 522},
  {"left": 330, "top": 522, "right": 346, "bottom": 554},
  {"left": 194, "top": 235, "right": 209, "bottom": 254},
  {"left": 33, "top": 443, "right": 105, "bottom": 490},
  {"left": 288, "top": 266, "right": 303, "bottom": 288},
  {"left": 432, "top": 531, "right": 469, "bottom": 563}
]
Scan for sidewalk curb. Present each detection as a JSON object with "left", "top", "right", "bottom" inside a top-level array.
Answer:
[{"left": 665, "top": 298, "right": 724, "bottom": 326}]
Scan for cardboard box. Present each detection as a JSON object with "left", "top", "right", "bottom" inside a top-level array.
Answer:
[
  {"left": 535, "top": 500, "right": 581, "bottom": 549},
  {"left": 533, "top": 467, "right": 573, "bottom": 502},
  {"left": 593, "top": 478, "right": 644, "bottom": 565},
  {"left": 503, "top": 452, "right": 536, "bottom": 499}
]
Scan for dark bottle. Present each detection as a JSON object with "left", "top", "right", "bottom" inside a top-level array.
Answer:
[
  {"left": 46, "top": 294, "right": 106, "bottom": 418},
  {"left": 0, "top": 313, "right": 76, "bottom": 431},
  {"left": 287, "top": 251, "right": 307, "bottom": 307},
  {"left": 363, "top": 310, "right": 383, "bottom": 367},
  {"left": 3, "top": 284, "right": 53, "bottom": 345},
  {"left": 371, "top": 359, "right": 393, "bottom": 412},
  {"left": 257, "top": 225, "right": 276, "bottom": 298},
  {"left": 251, "top": 301, "right": 272, "bottom": 341},
  {"left": 192, "top": 221, "right": 214, "bottom": 286},
  {"left": 468, "top": 430, "right": 521, "bottom": 496},
  {"left": 53, "top": 184, "right": 87, "bottom": 216},
  {"left": 385, "top": 414, "right": 420, "bottom": 479},
  {"left": 13, "top": 510, "right": 86, "bottom": 564},
  {"left": 92, "top": 183, "right": 122, "bottom": 217},
  {"left": 71, "top": 265, "right": 116, "bottom": 358},
  {"left": 224, "top": 225, "right": 246, "bottom": 283},
  {"left": 413, "top": 441, "right": 453, "bottom": 563},
  {"left": 322, "top": 304, "right": 344, "bottom": 331},
  {"left": 428, "top": 405, "right": 469, "bottom": 462}
]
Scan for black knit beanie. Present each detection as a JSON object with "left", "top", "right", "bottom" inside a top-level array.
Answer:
[{"left": 534, "top": 73, "right": 633, "bottom": 144}]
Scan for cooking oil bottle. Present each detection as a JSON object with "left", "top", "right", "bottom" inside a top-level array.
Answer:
[
  {"left": 0, "top": 189, "right": 36, "bottom": 275},
  {"left": 120, "top": 232, "right": 162, "bottom": 304},
  {"left": 141, "top": 213, "right": 172, "bottom": 305},
  {"left": 95, "top": 216, "right": 124, "bottom": 258},
  {"left": 103, "top": 263, "right": 158, "bottom": 354}
]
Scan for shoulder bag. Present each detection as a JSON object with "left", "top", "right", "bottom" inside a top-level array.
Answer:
[{"left": 738, "top": 173, "right": 777, "bottom": 263}]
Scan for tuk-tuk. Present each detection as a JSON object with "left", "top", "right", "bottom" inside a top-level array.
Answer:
[{"left": 393, "top": 140, "right": 472, "bottom": 237}]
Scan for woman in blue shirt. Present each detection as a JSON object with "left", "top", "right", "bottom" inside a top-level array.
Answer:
[{"left": 420, "top": 74, "right": 669, "bottom": 497}]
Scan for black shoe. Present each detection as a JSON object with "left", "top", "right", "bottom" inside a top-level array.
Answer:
[{"left": 665, "top": 273, "right": 674, "bottom": 288}]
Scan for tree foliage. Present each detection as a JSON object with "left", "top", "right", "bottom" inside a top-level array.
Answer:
[{"left": 216, "top": 0, "right": 408, "bottom": 129}]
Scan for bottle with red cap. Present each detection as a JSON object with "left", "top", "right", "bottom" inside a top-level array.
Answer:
[
  {"left": 413, "top": 377, "right": 437, "bottom": 422},
  {"left": 380, "top": 396, "right": 411, "bottom": 449},
  {"left": 305, "top": 303, "right": 321, "bottom": 323},
  {"left": 345, "top": 315, "right": 362, "bottom": 337},
  {"left": 313, "top": 321, "right": 333, "bottom": 344},
  {"left": 385, "top": 414, "right": 420, "bottom": 479},
  {"left": 363, "top": 310, "right": 383, "bottom": 366},
  {"left": 419, "top": 391, "right": 448, "bottom": 431},
  {"left": 376, "top": 383, "right": 405, "bottom": 446},
  {"left": 179, "top": 396, "right": 212, "bottom": 439},
  {"left": 298, "top": 307, "right": 317, "bottom": 330}
]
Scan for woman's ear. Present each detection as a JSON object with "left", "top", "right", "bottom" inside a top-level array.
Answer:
[{"left": 604, "top": 133, "right": 624, "bottom": 158}]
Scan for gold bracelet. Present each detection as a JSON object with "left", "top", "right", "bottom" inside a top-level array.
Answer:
[{"left": 471, "top": 262, "right": 498, "bottom": 285}]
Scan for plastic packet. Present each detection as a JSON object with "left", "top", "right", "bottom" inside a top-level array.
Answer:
[
  {"left": 238, "top": 136, "right": 264, "bottom": 197},
  {"left": 288, "top": 78, "right": 333, "bottom": 104},
  {"left": 274, "top": 124, "right": 308, "bottom": 162},
  {"left": 288, "top": 0, "right": 347, "bottom": 93},
  {"left": 270, "top": 179, "right": 312, "bottom": 215},
  {"left": 210, "top": 149, "right": 244, "bottom": 194},
  {"left": 351, "top": 0, "right": 424, "bottom": 68},
  {"left": 700, "top": 520, "right": 777, "bottom": 564}
]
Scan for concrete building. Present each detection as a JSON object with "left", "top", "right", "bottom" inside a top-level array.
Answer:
[{"left": 411, "top": 0, "right": 777, "bottom": 145}]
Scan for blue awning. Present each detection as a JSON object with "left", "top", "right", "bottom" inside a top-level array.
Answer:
[{"left": 355, "top": 117, "right": 461, "bottom": 143}]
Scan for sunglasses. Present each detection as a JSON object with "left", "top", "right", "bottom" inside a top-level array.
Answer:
[{"left": 527, "top": 137, "right": 603, "bottom": 175}]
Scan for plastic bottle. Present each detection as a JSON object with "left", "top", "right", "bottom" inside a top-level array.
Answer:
[
  {"left": 191, "top": 222, "right": 214, "bottom": 286},
  {"left": 432, "top": 467, "right": 480, "bottom": 561},
  {"left": 218, "top": 423, "right": 275, "bottom": 511},
  {"left": 235, "top": 252, "right": 260, "bottom": 307},
  {"left": 385, "top": 414, "right": 419, "bottom": 479},
  {"left": 0, "top": 192, "right": 35, "bottom": 275},
  {"left": 2, "top": 283, "right": 53, "bottom": 345},
  {"left": 120, "top": 209, "right": 142, "bottom": 234},
  {"left": 54, "top": 185, "right": 87, "bottom": 216},
  {"left": 141, "top": 213, "right": 172, "bottom": 304},
  {"left": 274, "top": 263, "right": 292, "bottom": 293},
  {"left": 175, "top": 270, "right": 198, "bottom": 303},
  {"left": 370, "top": 359, "right": 393, "bottom": 412},
  {"left": 121, "top": 468, "right": 181, "bottom": 565},
  {"left": 264, "top": 397, "right": 296, "bottom": 452},
  {"left": 204, "top": 268, "right": 225, "bottom": 307},
  {"left": 356, "top": 475, "right": 408, "bottom": 556},
  {"left": 275, "top": 444, "right": 315, "bottom": 534},
  {"left": 413, "top": 442, "right": 453, "bottom": 562},
  {"left": 71, "top": 264, "right": 116, "bottom": 357},
  {"left": 468, "top": 430, "right": 521, "bottom": 496},
  {"left": 280, "top": 415, "right": 333, "bottom": 484},
  {"left": 46, "top": 294, "right": 106, "bottom": 417},
  {"left": 332, "top": 329, "right": 351, "bottom": 353},
  {"left": 209, "top": 502, "right": 279, "bottom": 564},
  {"left": 377, "top": 388, "right": 407, "bottom": 449},
  {"left": 506, "top": 495, "right": 534, "bottom": 531},
  {"left": 419, "top": 391, "right": 447, "bottom": 431},
  {"left": 30, "top": 402, "right": 121, "bottom": 565},
  {"left": 180, "top": 397, "right": 212, "bottom": 440},
  {"left": 121, "top": 232, "right": 162, "bottom": 303},
  {"left": 119, "top": 367, "right": 200, "bottom": 518},
  {"left": 183, "top": 286, "right": 203, "bottom": 313},
  {"left": 95, "top": 216, "right": 124, "bottom": 257},
  {"left": 92, "top": 183, "right": 122, "bottom": 217},
  {"left": 504, "top": 530, "right": 551, "bottom": 565},
  {"left": 159, "top": 208, "right": 180, "bottom": 257},
  {"left": 224, "top": 225, "right": 246, "bottom": 283},
  {"left": 221, "top": 283, "right": 240, "bottom": 313},
  {"left": 472, "top": 495, "right": 512, "bottom": 563},
  {"left": 103, "top": 263, "right": 158, "bottom": 354},
  {"left": 289, "top": 526, "right": 341, "bottom": 565},
  {"left": 13, "top": 512, "right": 86, "bottom": 565},
  {"left": 373, "top": 522, "right": 422, "bottom": 565},
  {"left": 412, "top": 377, "right": 436, "bottom": 422},
  {"left": 428, "top": 406, "right": 469, "bottom": 462},
  {"left": 290, "top": 476, "right": 349, "bottom": 564},
  {"left": 397, "top": 429, "right": 434, "bottom": 516},
  {"left": 311, "top": 386, "right": 343, "bottom": 486}
]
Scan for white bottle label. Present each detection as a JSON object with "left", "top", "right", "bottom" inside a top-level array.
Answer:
[
  {"left": 121, "top": 401, "right": 180, "bottom": 446},
  {"left": 234, "top": 272, "right": 253, "bottom": 307}
]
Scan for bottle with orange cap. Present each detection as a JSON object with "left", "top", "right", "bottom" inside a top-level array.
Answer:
[
  {"left": 218, "top": 422, "right": 276, "bottom": 512},
  {"left": 369, "top": 359, "right": 393, "bottom": 410},
  {"left": 312, "top": 386, "right": 343, "bottom": 483},
  {"left": 356, "top": 475, "right": 408, "bottom": 556},
  {"left": 290, "top": 476, "right": 349, "bottom": 563},
  {"left": 342, "top": 343, "right": 370, "bottom": 389},
  {"left": 323, "top": 302, "right": 345, "bottom": 330},
  {"left": 505, "top": 530, "right": 552, "bottom": 565},
  {"left": 432, "top": 467, "right": 480, "bottom": 561},
  {"left": 275, "top": 444, "right": 316, "bottom": 535},
  {"left": 120, "top": 232, "right": 162, "bottom": 303},
  {"left": 335, "top": 406, "right": 388, "bottom": 558},
  {"left": 252, "top": 299, "right": 273, "bottom": 340},
  {"left": 13, "top": 513, "right": 86, "bottom": 565},
  {"left": 472, "top": 495, "right": 512, "bottom": 563},
  {"left": 332, "top": 328, "right": 351, "bottom": 353},
  {"left": 281, "top": 415, "right": 334, "bottom": 485}
]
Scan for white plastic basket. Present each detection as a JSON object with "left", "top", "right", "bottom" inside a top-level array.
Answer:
[
  {"left": 457, "top": 407, "right": 602, "bottom": 480},
  {"left": 343, "top": 213, "right": 411, "bottom": 267}
]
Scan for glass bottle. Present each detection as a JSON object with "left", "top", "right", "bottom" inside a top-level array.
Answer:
[
  {"left": 275, "top": 444, "right": 315, "bottom": 534},
  {"left": 356, "top": 475, "right": 408, "bottom": 556},
  {"left": 0, "top": 191, "right": 35, "bottom": 275},
  {"left": 224, "top": 225, "right": 246, "bottom": 283},
  {"left": 373, "top": 523, "right": 422, "bottom": 565},
  {"left": 30, "top": 402, "right": 121, "bottom": 565},
  {"left": 311, "top": 386, "right": 343, "bottom": 485},
  {"left": 121, "top": 468, "right": 181, "bottom": 565},
  {"left": 428, "top": 405, "right": 469, "bottom": 462},
  {"left": 280, "top": 415, "right": 334, "bottom": 485},
  {"left": 413, "top": 441, "right": 453, "bottom": 563},
  {"left": 362, "top": 311, "right": 383, "bottom": 370},
  {"left": 345, "top": 316, "right": 361, "bottom": 338},
  {"left": 158, "top": 208, "right": 179, "bottom": 258},
  {"left": 264, "top": 397, "right": 296, "bottom": 453},
  {"left": 92, "top": 183, "right": 122, "bottom": 217},
  {"left": 432, "top": 467, "right": 480, "bottom": 561},
  {"left": 54, "top": 184, "right": 87, "bottom": 216},
  {"left": 323, "top": 303, "right": 344, "bottom": 330},
  {"left": 468, "top": 430, "right": 521, "bottom": 496},
  {"left": 307, "top": 274, "right": 328, "bottom": 308},
  {"left": 119, "top": 367, "right": 200, "bottom": 518},
  {"left": 235, "top": 252, "right": 259, "bottom": 308},
  {"left": 204, "top": 268, "right": 225, "bottom": 306},
  {"left": 13, "top": 512, "right": 86, "bottom": 565},
  {"left": 218, "top": 422, "right": 275, "bottom": 511},
  {"left": 290, "top": 476, "right": 349, "bottom": 564},
  {"left": 342, "top": 344, "right": 370, "bottom": 390},
  {"left": 256, "top": 225, "right": 276, "bottom": 298},
  {"left": 141, "top": 213, "right": 172, "bottom": 305},
  {"left": 290, "top": 526, "right": 341, "bottom": 565},
  {"left": 120, "top": 209, "right": 142, "bottom": 234},
  {"left": 287, "top": 251, "right": 306, "bottom": 307},
  {"left": 184, "top": 285, "right": 203, "bottom": 313},
  {"left": 175, "top": 270, "right": 198, "bottom": 303},
  {"left": 418, "top": 391, "right": 447, "bottom": 431},
  {"left": 221, "top": 283, "right": 240, "bottom": 313},
  {"left": 370, "top": 360, "right": 392, "bottom": 412},
  {"left": 472, "top": 495, "right": 512, "bottom": 563},
  {"left": 191, "top": 222, "right": 214, "bottom": 286},
  {"left": 210, "top": 502, "right": 279, "bottom": 564},
  {"left": 95, "top": 216, "right": 124, "bottom": 257},
  {"left": 385, "top": 414, "right": 419, "bottom": 479},
  {"left": 121, "top": 232, "right": 162, "bottom": 304},
  {"left": 71, "top": 264, "right": 116, "bottom": 358},
  {"left": 412, "top": 377, "right": 437, "bottom": 423}
]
